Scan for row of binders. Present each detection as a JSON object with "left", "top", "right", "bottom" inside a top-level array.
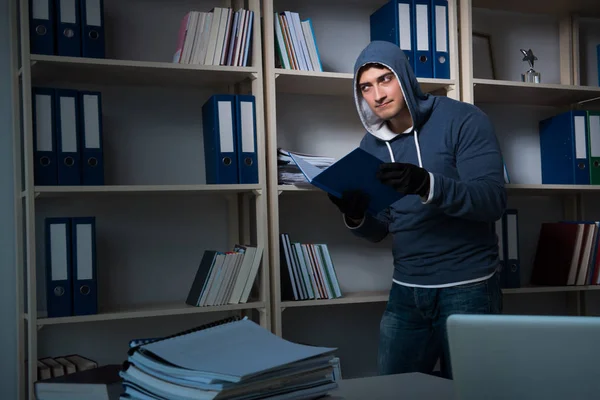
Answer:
[
  {"left": 280, "top": 233, "right": 343, "bottom": 301},
  {"left": 202, "top": 94, "right": 258, "bottom": 184},
  {"left": 35, "top": 354, "right": 98, "bottom": 381},
  {"left": 119, "top": 316, "right": 339, "bottom": 399},
  {"left": 45, "top": 217, "right": 98, "bottom": 318},
  {"left": 29, "top": 0, "right": 105, "bottom": 58},
  {"left": 493, "top": 209, "right": 520, "bottom": 289},
  {"left": 371, "top": 0, "right": 451, "bottom": 79},
  {"left": 174, "top": 7, "right": 254, "bottom": 67},
  {"left": 274, "top": 11, "right": 322, "bottom": 72},
  {"left": 185, "top": 245, "right": 264, "bottom": 307},
  {"left": 33, "top": 87, "right": 104, "bottom": 186},
  {"left": 531, "top": 221, "right": 600, "bottom": 287},
  {"left": 540, "top": 110, "right": 600, "bottom": 185}
]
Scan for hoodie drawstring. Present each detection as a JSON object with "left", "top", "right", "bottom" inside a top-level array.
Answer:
[{"left": 384, "top": 131, "right": 423, "bottom": 168}]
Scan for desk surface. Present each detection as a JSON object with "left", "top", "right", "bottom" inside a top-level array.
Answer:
[{"left": 326, "top": 372, "right": 454, "bottom": 400}]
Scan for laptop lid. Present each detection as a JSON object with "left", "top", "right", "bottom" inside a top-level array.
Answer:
[{"left": 447, "top": 314, "right": 600, "bottom": 400}]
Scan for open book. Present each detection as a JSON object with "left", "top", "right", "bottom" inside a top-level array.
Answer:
[{"left": 289, "top": 148, "right": 404, "bottom": 215}]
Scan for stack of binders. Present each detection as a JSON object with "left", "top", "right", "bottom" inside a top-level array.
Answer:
[
  {"left": 539, "top": 110, "right": 600, "bottom": 185},
  {"left": 120, "top": 316, "right": 339, "bottom": 399},
  {"left": 201, "top": 94, "right": 258, "bottom": 185},
  {"left": 493, "top": 209, "right": 520, "bottom": 289},
  {"left": 45, "top": 217, "right": 98, "bottom": 318},
  {"left": 32, "top": 87, "right": 104, "bottom": 186},
  {"left": 29, "top": 0, "right": 105, "bottom": 58},
  {"left": 370, "top": 0, "right": 451, "bottom": 79}
]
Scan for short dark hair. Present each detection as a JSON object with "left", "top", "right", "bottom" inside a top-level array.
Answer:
[{"left": 357, "top": 62, "right": 387, "bottom": 83}]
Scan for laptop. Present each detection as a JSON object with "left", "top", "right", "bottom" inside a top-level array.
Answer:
[{"left": 447, "top": 313, "right": 600, "bottom": 400}]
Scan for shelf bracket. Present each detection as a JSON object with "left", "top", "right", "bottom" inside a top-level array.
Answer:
[
  {"left": 37, "top": 324, "right": 45, "bottom": 331},
  {"left": 250, "top": 72, "right": 259, "bottom": 81},
  {"left": 274, "top": 73, "right": 280, "bottom": 80},
  {"left": 252, "top": 189, "right": 262, "bottom": 196},
  {"left": 277, "top": 190, "right": 283, "bottom": 196}
]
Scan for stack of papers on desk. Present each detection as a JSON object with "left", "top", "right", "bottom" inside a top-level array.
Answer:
[
  {"left": 277, "top": 148, "right": 336, "bottom": 186},
  {"left": 119, "top": 316, "right": 338, "bottom": 399}
]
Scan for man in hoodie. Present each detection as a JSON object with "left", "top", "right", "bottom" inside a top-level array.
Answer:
[{"left": 328, "top": 41, "right": 506, "bottom": 379}]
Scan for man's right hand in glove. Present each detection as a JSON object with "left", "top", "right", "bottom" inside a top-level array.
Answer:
[{"left": 327, "top": 190, "right": 370, "bottom": 227}]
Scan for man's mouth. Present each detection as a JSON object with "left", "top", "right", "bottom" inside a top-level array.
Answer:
[{"left": 377, "top": 101, "right": 392, "bottom": 108}]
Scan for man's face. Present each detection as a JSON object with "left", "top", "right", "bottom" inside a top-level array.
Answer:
[{"left": 358, "top": 66, "right": 405, "bottom": 120}]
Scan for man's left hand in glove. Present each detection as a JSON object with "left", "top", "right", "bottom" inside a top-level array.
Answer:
[{"left": 376, "top": 162, "right": 431, "bottom": 199}]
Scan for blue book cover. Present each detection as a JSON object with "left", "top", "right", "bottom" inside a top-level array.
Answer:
[{"left": 290, "top": 148, "right": 404, "bottom": 215}]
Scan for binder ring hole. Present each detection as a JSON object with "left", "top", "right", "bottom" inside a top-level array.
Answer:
[
  {"left": 54, "top": 286, "right": 65, "bottom": 297},
  {"left": 35, "top": 25, "right": 47, "bottom": 36},
  {"left": 438, "top": 55, "right": 446, "bottom": 64},
  {"left": 419, "top": 55, "right": 428, "bottom": 63},
  {"left": 63, "top": 28, "right": 75, "bottom": 38},
  {"left": 88, "top": 157, "right": 98, "bottom": 167},
  {"left": 595, "top": 161, "right": 599, "bottom": 168},
  {"left": 80, "top": 285, "right": 90, "bottom": 295},
  {"left": 578, "top": 162, "right": 585, "bottom": 170},
  {"left": 244, "top": 157, "right": 253, "bottom": 166},
  {"left": 89, "top": 30, "right": 99, "bottom": 40},
  {"left": 223, "top": 157, "right": 232, "bottom": 166},
  {"left": 40, "top": 156, "right": 51, "bottom": 166},
  {"left": 64, "top": 156, "right": 74, "bottom": 167}
]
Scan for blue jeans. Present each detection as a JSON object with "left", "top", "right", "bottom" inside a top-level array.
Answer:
[{"left": 377, "top": 271, "right": 503, "bottom": 379}]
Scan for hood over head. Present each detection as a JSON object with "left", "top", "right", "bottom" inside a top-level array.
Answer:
[{"left": 353, "top": 40, "right": 435, "bottom": 141}]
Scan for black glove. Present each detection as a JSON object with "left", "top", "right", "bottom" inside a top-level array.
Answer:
[
  {"left": 376, "top": 162, "right": 430, "bottom": 197},
  {"left": 327, "top": 190, "right": 370, "bottom": 220}
]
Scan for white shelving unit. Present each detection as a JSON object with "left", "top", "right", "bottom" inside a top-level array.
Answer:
[
  {"left": 10, "top": 0, "right": 269, "bottom": 398},
  {"left": 263, "top": 0, "right": 600, "bottom": 377},
  {"left": 262, "top": 0, "right": 460, "bottom": 337}
]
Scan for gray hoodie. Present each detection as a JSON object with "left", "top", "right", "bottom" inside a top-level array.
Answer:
[{"left": 348, "top": 41, "right": 506, "bottom": 287}]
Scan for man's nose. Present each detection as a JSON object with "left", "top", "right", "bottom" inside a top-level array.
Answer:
[{"left": 374, "top": 86, "right": 386, "bottom": 102}]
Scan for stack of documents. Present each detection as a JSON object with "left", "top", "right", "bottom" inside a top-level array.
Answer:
[
  {"left": 277, "top": 148, "right": 335, "bottom": 186},
  {"left": 119, "top": 316, "right": 339, "bottom": 399}
]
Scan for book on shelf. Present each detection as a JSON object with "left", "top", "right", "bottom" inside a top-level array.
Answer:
[
  {"left": 280, "top": 233, "right": 342, "bottom": 302},
  {"left": 531, "top": 220, "right": 600, "bottom": 287},
  {"left": 185, "top": 244, "right": 264, "bottom": 307},
  {"left": 120, "top": 316, "right": 338, "bottom": 399},
  {"left": 274, "top": 11, "right": 322, "bottom": 71},
  {"left": 277, "top": 148, "right": 335, "bottom": 186},
  {"left": 173, "top": 7, "right": 254, "bottom": 67}
]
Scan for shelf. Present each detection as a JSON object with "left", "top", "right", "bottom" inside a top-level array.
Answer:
[
  {"left": 473, "top": 79, "right": 600, "bottom": 107},
  {"left": 472, "top": 0, "right": 600, "bottom": 17},
  {"left": 505, "top": 184, "right": 600, "bottom": 195},
  {"left": 503, "top": 285, "right": 600, "bottom": 294},
  {"left": 274, "top": 68, "right": 455, "bottom": 96},
  {"left": 27, "top": 55, "right": 258, "bottom": 87},
  {"left": 280, "top": 285, "right": 600, "bottom": 309},
  {"left": 279, "top": 184, "right": 600, "bottom": 196},
  {"left": 29, "top": 301, "right": 265, "bottom": 326},
  {"left": 31, "top": 184, "right": 263, "bottom": 198},
  {"left": 281, "top": 291, "right": 389, "bottom": 308}
]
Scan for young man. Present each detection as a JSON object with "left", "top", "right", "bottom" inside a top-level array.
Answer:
[{"left": 328, "top": 40, "right": 506, "bottom": 379}]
